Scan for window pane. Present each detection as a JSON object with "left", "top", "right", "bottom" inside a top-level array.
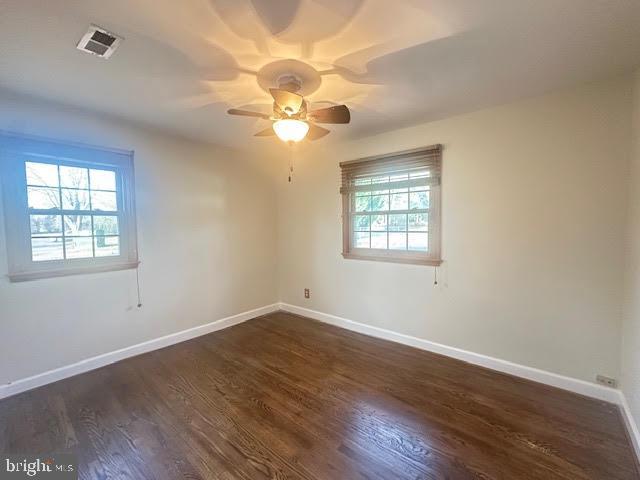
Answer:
[
  {"left": 90, "top": 169, "right": 116, "bottom": 191},
  {"left": 388, "top": 214, "right": 407, "bottom": 232},
  {"left": 94, "top": 236, "right": 120, "bottom": 257},
  {"left": 353, "top": 232, "right": 370, "bottom": 248},
  {"left": 408, "top": 233, "right": 428, "bottom": 251},
  {"left": 31, "top": 237, "right": 64, "bottom": 261},
  {"left": 59, "top": 166, "right": 89, "bottom": 189},
  {"left": 389, "top": 232, "right": 407, "bottom": 250},
  {"left": 390, "top": 175, "right": 408, "bottom": 193},
  {"left": 353, "top": 215, "right": 369, "bottom": 231},
  {"left": 61, "top": 188, "right": 90, "bottom": 210},
  {"left": 355, "top": 195, "right": 371, "bottom": 212},
  {"left": 90, "top": 191, "right": 117, "bottom": 211},
  {"left": 371, "top": 232, "right": 387, "bottom": 249},
  {"left": 371, "top": 215, "right": 387, "bottom": 231},
  {"left": 26, "top": 162, "right": 58, "bottom": 187},
  {"left": 65, "top": 237, "right": 94, "bottom": 259},
  {"left": 408, "top": 213, "right": 428, "bottom": 231},
  {"left": 390, "top": 193, "right": 408, "bottom": 210},
  {"left": 94, "top": 215, "right": 119, "bottom": 235},
  {"left": 370, "top": 195, "right": 389, "bottom": 211},
  {"left": 410, "top": 191, "right": 429, "bottom": 210},
  {"left": 64, "top": 215, "right": 92, "bottom": 236},
  {"left": 30, "top": 215, "right": 62, "bottom": 236},
  {"left": 27, "top": 187, "right": 60, "bottom": 210}
]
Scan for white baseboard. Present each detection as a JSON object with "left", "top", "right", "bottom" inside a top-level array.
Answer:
[
  {"left": 278, "top": 303, "right": 620, "bottom": 404},
  {"left": 618, "top": 391, "right": 640, "bottom": 464},
  {"left": 0, "top": 303, "right": 279, "bottom": 400}
]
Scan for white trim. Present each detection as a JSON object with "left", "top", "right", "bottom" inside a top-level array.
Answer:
[
  {"left": 278, "top": 303, "right": 620, "bottom": 404},
  {"left": 0, "top": 303, "right": 279, "bottom": 400},
  {"left": 618, "top": 391, "right": 640, "bottom": 464},
  {"left": 9, "top": 261, "right": 140, "bottom": 282},
  {"left": 0, "top": 130, "right": 133, "bottom": 156}
]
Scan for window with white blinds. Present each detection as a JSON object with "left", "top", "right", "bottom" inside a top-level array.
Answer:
[
  {"left": 340, "top": 145, "right": 442, "bottom": 265},
  {"left": 0, "top": 133, "right": 139, "bottom": 281}
]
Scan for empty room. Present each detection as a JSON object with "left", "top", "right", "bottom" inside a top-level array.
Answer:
[{"left": 1, "top": 1, "right": 640, "bottom": 478}]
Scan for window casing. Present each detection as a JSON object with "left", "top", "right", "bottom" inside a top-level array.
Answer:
[
  {"left": 0, "top": 133, "right": 138, "bottom": 281},
  {"left": 340, "top": 145, "right": 442, "bottom": 266}
]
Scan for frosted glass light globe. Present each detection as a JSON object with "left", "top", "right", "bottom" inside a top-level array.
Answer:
[{"left": 273, "top": 119, "right": 309, "bottom": 142}]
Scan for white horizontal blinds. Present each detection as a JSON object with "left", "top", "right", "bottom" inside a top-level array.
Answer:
[{"left": 340, "top": 145, "right": 442, "bottom": 257}]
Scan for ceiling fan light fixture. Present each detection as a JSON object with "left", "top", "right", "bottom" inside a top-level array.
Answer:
[{"left": 273, "top": 119, "right": 309, "bottom": 143}]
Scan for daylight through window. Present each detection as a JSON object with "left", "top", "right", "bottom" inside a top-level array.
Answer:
[
  {"left": 27, "top": 162, "right": 120, "bottom": 261},
  {"left": 0, "top": 133, "right": 138, "bottom": 281},
  {"left": 340, "top": 145, "right": 442, "bottom": 265}
]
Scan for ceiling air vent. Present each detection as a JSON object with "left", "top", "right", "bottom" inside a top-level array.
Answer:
[{"left": 76, "top": 25, "right": 122, "bottom": 59}]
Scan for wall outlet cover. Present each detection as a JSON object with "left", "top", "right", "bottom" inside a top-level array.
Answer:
[{"left": 596, "top": 375, "right": 617, "bottom": 388}]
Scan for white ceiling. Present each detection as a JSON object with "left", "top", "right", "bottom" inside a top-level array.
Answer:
[{"left": 1, "top": 0, "right": 639, "bottom": 149}]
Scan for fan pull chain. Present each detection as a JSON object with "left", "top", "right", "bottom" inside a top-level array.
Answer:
[{"left": 288, "top": 141, "right": 294, "bottom": 183}]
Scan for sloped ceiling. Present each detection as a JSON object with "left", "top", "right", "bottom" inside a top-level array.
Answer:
[{"left": 1, "top": 0, "right": 639, "bottom": 149}]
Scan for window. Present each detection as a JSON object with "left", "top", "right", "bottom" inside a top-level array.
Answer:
[
  {"left": 340, "top": 145, "right": 442, "bottom": 265},
  {"left": 1, "top": 133, "right": 138, "bottom": 281}
]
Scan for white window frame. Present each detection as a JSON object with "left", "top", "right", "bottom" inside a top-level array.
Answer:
[
  {"left": 0, "top": 132, "right": 138, "bottom": 282},
  {"left": 340, "top": 145, "right": 442, "bottom": 266}
]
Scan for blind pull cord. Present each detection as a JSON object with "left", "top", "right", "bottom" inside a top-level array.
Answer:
[
  {"left": 136, "top": 264, "right": 143, "bottom": 308},
  {"left": 434, "top": 266, "right": 438, "bottom": 286}
]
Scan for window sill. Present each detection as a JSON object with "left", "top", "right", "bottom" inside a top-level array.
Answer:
[
  {"left": 8, "top": 261, "right": 140, "bottom": 282},
  {"left": 342, "top": 252, "right": 442, "bottom": 266}
]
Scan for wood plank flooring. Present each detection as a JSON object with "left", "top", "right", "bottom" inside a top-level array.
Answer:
[{"left": 0, "top": 311, "right": 638, "bottom": 479}]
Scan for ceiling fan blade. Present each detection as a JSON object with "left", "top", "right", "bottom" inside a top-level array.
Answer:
[
  {"left": 269, "top": 88, "right": 304, "bottom": 114},
  {"left": 228, "top": 108, "right": 271, "bottom": 120},
  {"left": 308, "top": 105, "right": 351, "bottom": 124},
  {"left": 307, "top": 124, "right": 331, "bottom": 141},
  {"left": 254, "top": 126, "right": 276, "bottom": 137}
]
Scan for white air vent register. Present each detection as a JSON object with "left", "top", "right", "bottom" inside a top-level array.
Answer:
[{"left": 76, "top": 25, "right": 122, "bottom": 59}]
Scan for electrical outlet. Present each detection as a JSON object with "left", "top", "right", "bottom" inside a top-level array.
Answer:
[
  {"left": 596, "top": 375, "right": 617, "bottom": 388},
  {"left": 304, "top": 288, "right": 310, "bottom": 299}
]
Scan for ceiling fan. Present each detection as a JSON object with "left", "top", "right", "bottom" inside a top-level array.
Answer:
[{"left": 227, "top": 76, "right": 350, "bottom": 143}]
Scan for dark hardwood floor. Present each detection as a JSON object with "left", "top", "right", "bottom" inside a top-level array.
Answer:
[{"left": 0, "top": 311, "right": 637, "bottom": 479}]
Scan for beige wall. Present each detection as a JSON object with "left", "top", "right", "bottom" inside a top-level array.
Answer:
[
  {"left": 622, "top": 69, "right": 640, "bottom": 425},
  {"left": 0, "top": 75, "right": 635, "bottom": 391},
  {"left": 0, "top": 91, "right": 278, "bottom": 385},
  {"left": 277, "top": 76, "right": 632, "bottom": 383}
]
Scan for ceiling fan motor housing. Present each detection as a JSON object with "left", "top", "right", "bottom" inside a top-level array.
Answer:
[
  {"left": 277, "top": 74, "right": 302, "bottom": 93},
  {"left": 274, "top": 100, "right": 307, "bottom": 119}
]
